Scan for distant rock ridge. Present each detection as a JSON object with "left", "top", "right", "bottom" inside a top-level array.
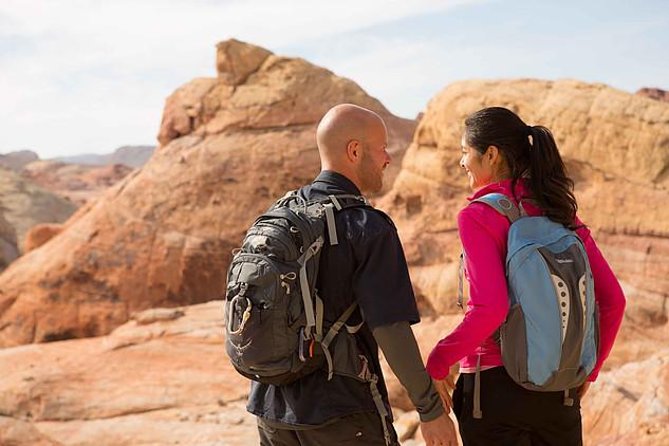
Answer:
[
  {"left": 21, "top": 161, "right": 134, "bottom": 206},
  {"left": 0, "top": 150, "right": 39, "bottom": 172},
  {"left": 53, "top": 145, "right": 155, "bottom": 168},
  {"left": 0, "top": 167, "right": 77, "bottom": 255},
  {"left": 636, "top": 87, "right": 669, "bottom": 102},
  {"left": 0, "top": 211, "right": 18, "bottom": 270},
  {"left": 0, "top": 39, "right": 416, "bottom": 347}
]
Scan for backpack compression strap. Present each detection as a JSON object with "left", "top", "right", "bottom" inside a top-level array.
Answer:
[{"left": 303, "top": 194, "right": 369, "bottom": 340}]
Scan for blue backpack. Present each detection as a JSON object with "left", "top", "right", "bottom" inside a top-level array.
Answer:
[{"left": 459, "top": 193, "right": 599, "bottom": 418}]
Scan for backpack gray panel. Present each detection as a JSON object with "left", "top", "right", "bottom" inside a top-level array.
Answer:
[
  {"left": 225, "top": 254, "right": 296, "bottom": 376},
  {"left": 500, "top": 303, "right": 529, "bottom": 383}
]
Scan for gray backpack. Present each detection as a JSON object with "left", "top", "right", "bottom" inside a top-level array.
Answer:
[
  {"left": 225, "top": 190, "right": 395, "bottom": 444},
  {"left": 224, "top": 190, "right": 370, "bottom": 384},
  {"left": 460, "top": 193, "right": 599, "bottom": 418}
]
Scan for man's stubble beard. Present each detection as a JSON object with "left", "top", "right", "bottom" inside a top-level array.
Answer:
[{"left": 358, "top": 149, "right": 383, "bottom": 194}]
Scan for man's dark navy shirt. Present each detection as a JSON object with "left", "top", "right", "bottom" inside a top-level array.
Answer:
[{"left": 246, "top": 170, "right": 420, "bottom": 426}]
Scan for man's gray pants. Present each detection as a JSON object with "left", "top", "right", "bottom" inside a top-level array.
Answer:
[{"left": 257, "top": 412, "right": 399, "bottom": 446}]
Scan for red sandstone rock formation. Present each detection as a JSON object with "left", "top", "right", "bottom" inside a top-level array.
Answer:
[
  {"left": 0, "top": 302, "right": 255, "bottom": 446},
  {"left": 0, "top": 39, "right": 416, "bottom": 347},
  {"left": 23, "top": 223, "right": 64, "bottom": 253},
  {"left": 1, "top": 299, "right": 662, "bottom": 445},
  {"left": 582, "top": 348, "right": 669, "bottom": 445},
  {"left": 1, "top": 41, "right": 667, "bottom": 445}
]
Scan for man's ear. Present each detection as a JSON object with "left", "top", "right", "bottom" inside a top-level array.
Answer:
[{"left": 346, "top": 139, "right": 361, "bottom": 162}]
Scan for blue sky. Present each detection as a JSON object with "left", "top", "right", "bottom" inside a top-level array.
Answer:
[{"left": 1, "top": 0, "right": 667, "bottom": 158}]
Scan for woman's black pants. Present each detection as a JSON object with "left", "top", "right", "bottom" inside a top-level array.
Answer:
[{"left": 453, "top": 367, "right": 583, "bottom": 446}]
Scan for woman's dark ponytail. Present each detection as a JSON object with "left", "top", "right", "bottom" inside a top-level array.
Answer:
[
  {"left": 526, "top": 125, "right": 577, "bottom": 227},
  {"left": 464, "top": 107, "right": 578, "bottom": 228}
]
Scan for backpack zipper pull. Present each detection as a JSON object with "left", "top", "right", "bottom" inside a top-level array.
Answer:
[
  {"left": 280, "top": 272, "right": 297, "bottom": 294},
  {"left": 238, "top": 282, "right": 248, "bottom": 296}
]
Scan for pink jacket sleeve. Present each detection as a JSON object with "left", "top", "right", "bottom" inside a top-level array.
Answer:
[
  {"left": 426, "top": 205, "right": 509, "bottom": 379},
  {"left": 576, "top": 227, "right": 627, "bottom": 381}
]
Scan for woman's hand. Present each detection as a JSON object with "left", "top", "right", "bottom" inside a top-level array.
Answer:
[
  {"left": 433, "top": 364, "right": 459, "bottom": 412},
  {"left": 578, "top": 381, "right": 591, "bottom": 400},
  {"left": 433, "top": 378, "right": 453, "bottom": 411}
]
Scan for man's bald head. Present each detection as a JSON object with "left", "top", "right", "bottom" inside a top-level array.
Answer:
[
  {"left": 315, "top": 104, "right": 390, "bottom": 194},
  {"left": 316, "top": 104, "right": 385, "bottom": 164}
]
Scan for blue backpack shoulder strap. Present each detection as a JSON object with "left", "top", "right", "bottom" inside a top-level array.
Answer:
[{"left": 471, "top": 192, "right": 522, "bottom": 223}]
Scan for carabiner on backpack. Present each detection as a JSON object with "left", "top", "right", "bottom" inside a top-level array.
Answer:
[{"left": 228, "top": 293, "right": 252, "bottom": 336}]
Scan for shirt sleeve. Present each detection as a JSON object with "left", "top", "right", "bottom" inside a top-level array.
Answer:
[
  {"left": 352, "top": 212, "right": 420, "bottom": 330},
  {"left": 372, "top": 322, "right": 444, "bottom": 421},
  {"left": 576, "top": 226, "right": 627, "bottom": 382},
  {"left": 426, "top": 205, "right": 509, "bottom": 379}
]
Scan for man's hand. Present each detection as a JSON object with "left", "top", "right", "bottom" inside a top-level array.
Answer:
[
  {"left": 420, "top": 411, "right": 458, "bottom": 446},
  {"left": 578, "top": 381, "right": 591, "bottom": 400}
]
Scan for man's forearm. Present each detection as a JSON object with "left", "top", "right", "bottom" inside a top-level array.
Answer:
[{"left": 372, "top": 321, "right": 445, "bottom": 421}]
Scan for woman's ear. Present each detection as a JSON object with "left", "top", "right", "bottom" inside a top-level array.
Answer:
[{"left": 484, "top": 145, "right": 500, "bottom": 165}]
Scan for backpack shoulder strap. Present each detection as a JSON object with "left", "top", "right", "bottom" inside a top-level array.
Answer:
[
  {"left": 321, "top": 194, "right": 370, "bottom": 246},
  {"left": 327, "top": 194, "right": 370, "bottom": 209},
  {"left": 472, "top": 192, "right": 522, "bottom": 223}
]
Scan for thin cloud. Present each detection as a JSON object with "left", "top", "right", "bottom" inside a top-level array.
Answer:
[
  {"left": 0, "top": 0, "right": 482, "bottom": 157},
  {"left": 1, "top": 0, "right": 667, "bottom": 158}
]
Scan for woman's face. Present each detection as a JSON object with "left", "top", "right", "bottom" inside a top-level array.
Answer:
[{"left": 460, "top": 134, "right": 494, "bottom": 190}]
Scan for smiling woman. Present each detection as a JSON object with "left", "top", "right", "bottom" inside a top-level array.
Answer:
[
  {"left": 427, "top": 106, "right": 627, "bottom": 446},
  {"left": 459, "top": 137, "right": 503, "bottom": 191}
]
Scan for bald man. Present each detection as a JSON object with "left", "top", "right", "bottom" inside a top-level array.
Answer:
[{"left": 247, "top": 104, "right": 457, "bottom": 446}]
